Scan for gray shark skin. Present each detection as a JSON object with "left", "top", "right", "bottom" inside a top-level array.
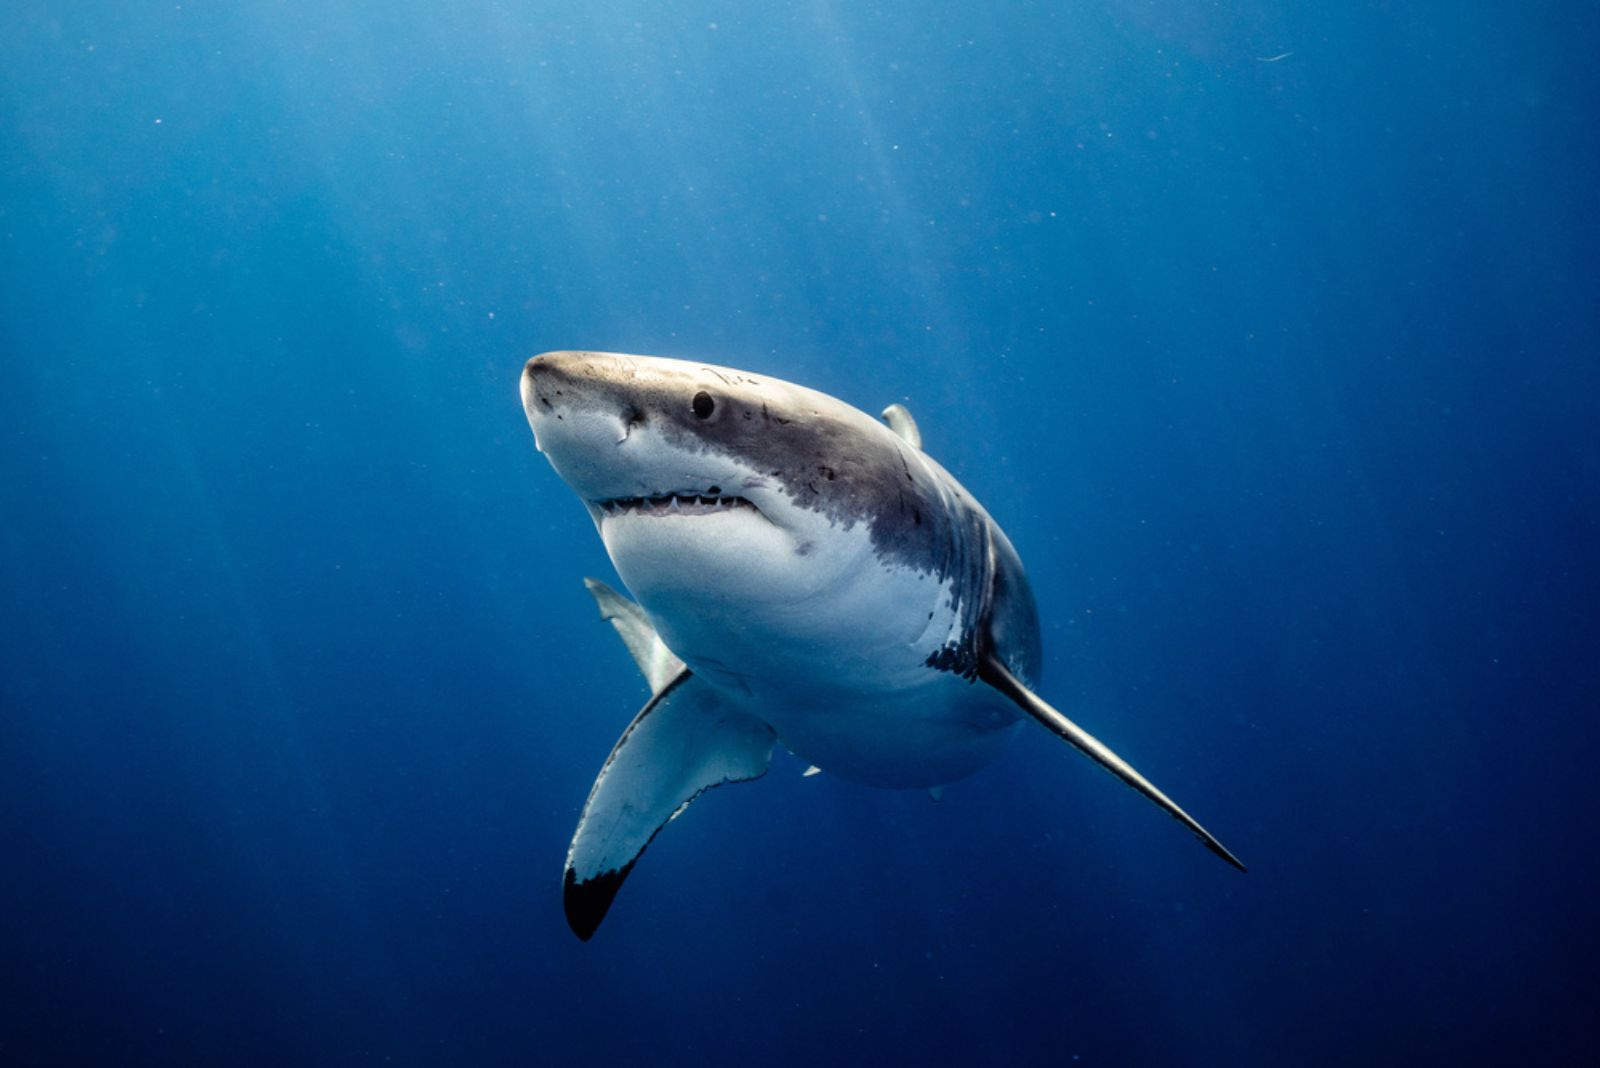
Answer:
[{"left": 521, "top": 351, "right": 1243, "bottom": 940}]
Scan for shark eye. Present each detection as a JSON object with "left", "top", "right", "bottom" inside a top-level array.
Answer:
[{"left": 691, "top": 391, "right": 716, "bottom": 419}]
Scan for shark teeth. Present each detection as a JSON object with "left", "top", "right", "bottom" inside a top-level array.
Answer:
[{"left": 595, "top": 493, "right": 755, "bottom": 517}]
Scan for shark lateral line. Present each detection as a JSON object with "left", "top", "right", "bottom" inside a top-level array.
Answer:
[{"left": 521, "top": 350, "right": 1245, "bottom": 940}]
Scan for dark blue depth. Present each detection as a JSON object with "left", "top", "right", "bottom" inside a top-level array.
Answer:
[{"left": 2, "top": 3, "right": 1596, "bottom": 1064}]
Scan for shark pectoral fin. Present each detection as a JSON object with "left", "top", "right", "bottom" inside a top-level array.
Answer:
[
  {"left": 564, "top": 670, "right": 776, "bottom": 940},
  {"left": 880, "top": 403, "right": 923, "bottom": 449},
  {"left": 583, "top": 577, "right": 685, "bottom": 696},
  {"left": 978, "top": 654, "right": 1246, "bottom": 872}
]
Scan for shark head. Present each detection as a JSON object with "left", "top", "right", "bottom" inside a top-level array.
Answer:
[{"left": 522, "top": 350, "right": 962, "bottom": 678}]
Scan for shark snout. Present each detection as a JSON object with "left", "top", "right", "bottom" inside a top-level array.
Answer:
[
  {"left": 521, "top": 351, "right": 660, "bottom": 496},
  {"left": 521, "top": 350, "right": 648, "bottom": 424},
  {"left": 522, "top": 352, "right": 599, "bottom": 443},
  {"left": 522, "top": 353, "right": 595, "bottom": 455},
  {"left": 521, "top": 351, "right": 577, "bottom": 419}
]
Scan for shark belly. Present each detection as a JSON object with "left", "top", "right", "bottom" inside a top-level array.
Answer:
[
  {"left": 612, "top": 507, "right": 1013, "bottom": 787},
  {"left": 736, "top": 671, "right": 1025, "bottom": 789}
]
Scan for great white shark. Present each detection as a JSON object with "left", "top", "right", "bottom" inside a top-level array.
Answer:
[{"left": 521, "top": 350, "right": 1244, "bottom": 940}]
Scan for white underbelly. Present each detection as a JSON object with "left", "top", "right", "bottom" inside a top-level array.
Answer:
[
  {"left": 726, "top": 668, "right": 1024, "bottom": 789},
  {"left": 618, "top": 505, "right": 1016, "bottom": 786}
]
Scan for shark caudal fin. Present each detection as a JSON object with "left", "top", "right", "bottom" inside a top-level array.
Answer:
[
  {"left": 978, "top": 653, "right": 1246, "bottom": 872},
  {"left": 564, "top": 672, "right": 775, "bottom": 940},
  {"left": 584, "top": 577, "right": 684, "bottom": 696}
]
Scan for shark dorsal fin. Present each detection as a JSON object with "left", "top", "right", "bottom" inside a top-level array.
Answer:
[{"left": 880, "top": 403, "right": 922, "bottom": 449}]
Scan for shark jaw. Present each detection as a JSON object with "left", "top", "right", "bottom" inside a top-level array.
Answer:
[
  {"left": 584, "top": 490, "right": 767, "bottom": 536},
  {"left": 591, "top": 492, "right": 758, "bottom": 519}
]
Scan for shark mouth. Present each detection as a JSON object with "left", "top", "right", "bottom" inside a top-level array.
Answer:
[{"left": 594, "top": 492, "right": 758, "bottom": 518}]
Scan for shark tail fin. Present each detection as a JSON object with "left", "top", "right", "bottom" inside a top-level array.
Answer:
[
  {"left": 978, "top": 653, "right": 1247, "bottom": 872},
  {"left": 583, "top": 578, "right": 684, "bottom": 697}
]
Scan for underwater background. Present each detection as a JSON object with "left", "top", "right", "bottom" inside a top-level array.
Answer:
[{"left": 2, "top": 2, "right": 1596, "bottom": 1064}]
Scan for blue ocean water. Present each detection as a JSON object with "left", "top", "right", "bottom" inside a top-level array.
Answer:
[{"left": 2, "top": 1, "right": 1596, "bottom": 1063}]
